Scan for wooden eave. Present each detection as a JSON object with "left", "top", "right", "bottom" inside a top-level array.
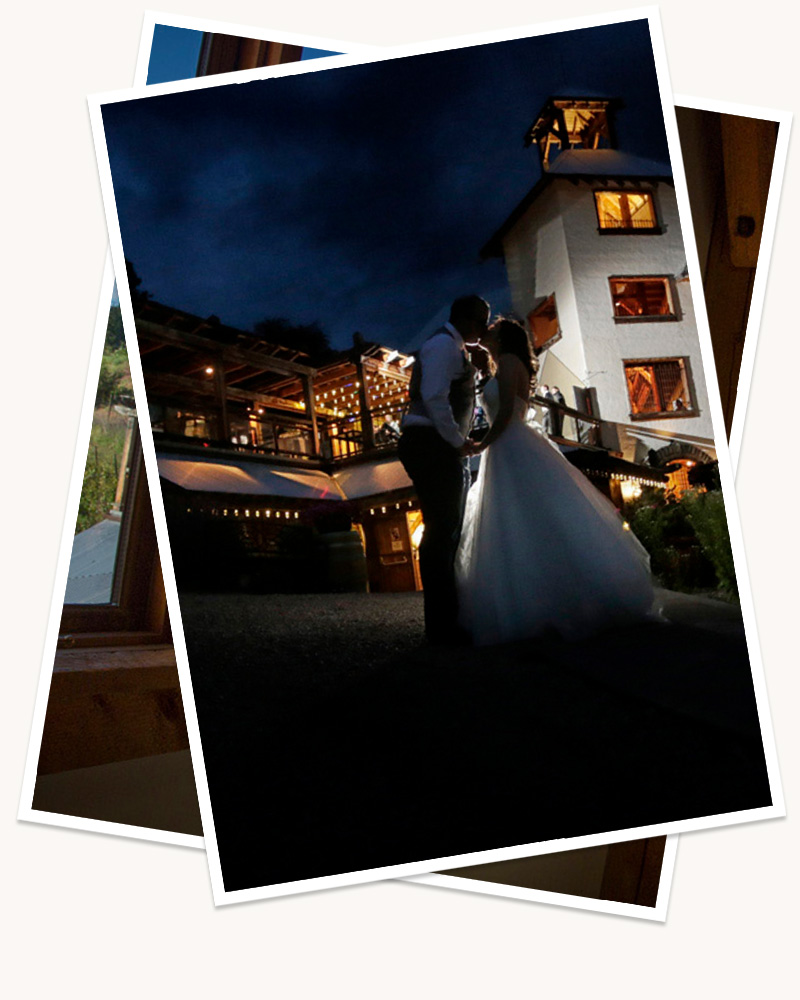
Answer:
[
  {"left": 135, "top": 318, "right": 316, "bottom": 378},
  {"left": 142, "top": 371, "right": 309, "bottom": 416}
]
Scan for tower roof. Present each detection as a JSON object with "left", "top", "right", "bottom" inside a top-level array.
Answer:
[{"left": 547, "top": 149, "right": 671, "bottom": 177}]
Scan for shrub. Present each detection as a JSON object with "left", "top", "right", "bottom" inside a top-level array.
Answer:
[
  {"left": 75, "top": 409, "right": 129, "bottom": 534},
  {"left": 625, "top": 488, "right": 717, "bottom": 593},
  {"left": 96, "top": 345, "right": 131, "bottom": 408},
  {"left": 681, "top": 488, "right": 738, "bottom": 598}
]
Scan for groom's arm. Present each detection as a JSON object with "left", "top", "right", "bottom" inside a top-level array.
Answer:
[{"left": 418, "top": 334, "right": 467, "bottom": 449}]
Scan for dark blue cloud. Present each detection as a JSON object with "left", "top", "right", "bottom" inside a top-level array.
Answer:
[{"left": 102, "top": 20, "right": 668, "bottom": 350}]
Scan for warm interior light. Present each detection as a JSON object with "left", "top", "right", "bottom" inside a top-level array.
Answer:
[{"left": 620, "top": 480, "right": 642, "bottom": 502}]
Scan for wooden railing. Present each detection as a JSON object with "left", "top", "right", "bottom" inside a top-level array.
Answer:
[
  {"left": 528, "top": 394, "right": 605, "bottom": 449},
  {"left": 154, "top": 398, "right": 609, "bottom": 464}
]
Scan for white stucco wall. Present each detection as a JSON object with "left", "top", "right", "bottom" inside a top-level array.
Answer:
[
  {"left": 501, "top": 177, "right": 714, "bottom": 446},
  {"left": 501, "top": 185, "right": 586, "bottom": 383},
  {"left": 561, "top": 180, "right": 712, "bottom": 439}
]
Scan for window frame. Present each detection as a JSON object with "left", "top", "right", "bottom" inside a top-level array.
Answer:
[
  {"left": 58, "top": 427, "right": 169, "bottom": 648},
  {"left": 594, "top": 189, "right": 662, "bottom": 235},
  {"left": 623, "top": 356, "right": 697, "bottom": 421},
  {"left": 527, "top": 294, "right": 562, "bottom": 354},
  {"left": 609, "top": 275, "right": 680, "bottom": 323}
]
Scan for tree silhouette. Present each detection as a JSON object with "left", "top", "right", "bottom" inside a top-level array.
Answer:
[
  {"left": 252, "top": 317, "right": 335, "bottom": 365},
  {"left": 105, "top": 304, "right": 125, "bottom": 351},
  {"left": 125, "top": 259, "right": 151, "bottom": 310}
]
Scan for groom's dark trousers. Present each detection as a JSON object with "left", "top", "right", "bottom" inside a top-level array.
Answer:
[{"left": 398, "top": 426, "right": 470, "bottom": 642}]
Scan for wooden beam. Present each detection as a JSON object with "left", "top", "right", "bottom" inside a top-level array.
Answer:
[
  {"left": 136, "top": 318, "right": 316, "bottom": 377},
  {"left": 360, "top": 356, "right": 412, "bottom": 384},
  {"left": 225, "top": 369, "right": 301, "bottom": 394},
  {"left": 354, "top": 359, "right": 375, "bottom": 450},
  {"left": 143, "top": 371, "right": 309, "bottom": 416},
  {"left": 213, "top": 365, "right": 229, "bottom": 442},
  {"left": 301, "top": 374, "right": 320, "bottom": 455}
]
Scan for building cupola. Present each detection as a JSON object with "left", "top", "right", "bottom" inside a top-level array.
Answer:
[{"left": 525, "top": 97, "right": 621, "bottom": 171}]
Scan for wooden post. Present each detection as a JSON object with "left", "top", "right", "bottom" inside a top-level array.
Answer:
[
  {"left": 355, "top": 359, "right": 375, "bottom": 451},
  {"left": 301, "top": 373, "right": 321, "bottom": 456},
  {"left": 111, "top": 416, "right": 136, "bottom": 516},
  {"left": 213, "top": 362, "right": 229, "bottom": 442}
]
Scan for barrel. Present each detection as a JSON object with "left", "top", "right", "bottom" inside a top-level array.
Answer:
[{"left": 317, "top": 530, "right": 369, "bottom": 592}]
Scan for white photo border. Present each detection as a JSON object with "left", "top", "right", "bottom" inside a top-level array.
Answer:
[{"left": 411, "top": 833, "right": 679, "bottom": 922}]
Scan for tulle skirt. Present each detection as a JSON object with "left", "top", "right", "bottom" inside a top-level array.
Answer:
[{"left": 456, "top": 420, "right": 655, "bottom": 645}]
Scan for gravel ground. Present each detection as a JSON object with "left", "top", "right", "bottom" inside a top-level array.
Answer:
[{"left": 177, "top": 588, "right": 770, "bottom": 893}]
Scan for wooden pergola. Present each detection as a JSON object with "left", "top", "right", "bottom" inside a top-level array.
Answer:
[{"left": 134, "top": 300, "right": 412, "bottom": 462}]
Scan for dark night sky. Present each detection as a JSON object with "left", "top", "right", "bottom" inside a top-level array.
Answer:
[{"left": 103, "top": 19, "right": 670, "bottom": 352}]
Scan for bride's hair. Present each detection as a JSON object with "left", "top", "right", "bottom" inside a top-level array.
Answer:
[{"left": 492, "top": 316, "right": 538, "bottom": 382}]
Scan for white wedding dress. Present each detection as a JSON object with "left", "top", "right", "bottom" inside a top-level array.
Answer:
[{"left": 456, "top": 378, "right": 656, "bottom": 645}]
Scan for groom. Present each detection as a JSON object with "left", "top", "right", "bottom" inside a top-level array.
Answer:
[{"left": 398, "top": 295, "right": 490, "bottom": 644}]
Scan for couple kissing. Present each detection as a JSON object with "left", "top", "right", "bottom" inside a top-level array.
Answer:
[{"left": 398, "top": 295, "right": 655, "bottom": 647}]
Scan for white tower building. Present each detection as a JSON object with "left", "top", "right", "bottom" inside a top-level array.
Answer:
[{"left": 482, "top": 97, "right": 717, "bottom": 477}]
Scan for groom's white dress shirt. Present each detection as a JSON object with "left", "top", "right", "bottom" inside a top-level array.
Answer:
[{"left": 402, "top": 322, "right": 470, "bottom": 449}]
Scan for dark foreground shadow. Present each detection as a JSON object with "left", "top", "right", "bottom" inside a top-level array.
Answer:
[{"left": 180, "top": 591, "right": 771, "bottom": 893}]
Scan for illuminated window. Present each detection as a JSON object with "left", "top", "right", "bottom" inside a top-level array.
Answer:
[
  {"left": 624, "top": 359, "right": 694, "bottom": 418},
  {"left": 610, "top": 277, "right": 676, "bottom": 320},
  {"left": 595, "top": 191, "right": 659, "bottom": 231},
  {"left": 168, "top": 407, "right": 220, "bottom": 440},
  {"left": 527, "top": 295, "right": 560, "bottom": 352}
]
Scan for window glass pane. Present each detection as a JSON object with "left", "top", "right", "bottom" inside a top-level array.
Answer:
[
  {"left": 624, "top": 359, "right": 691, "bottom": 416},
  {"left": 527, "top": 295, "right": 559, "bottom": 351},
  {"left": 65, "top": 307, "right": 135, "bottom": 605},
  {"left": 167, "top": 406, "right": 219, "bottom": 440},
  {"left": 611, "top": 278, "right": 673, "bottom": 317},
  {"left": 596, "top": 192, "right": 657, "bottom": 230}
]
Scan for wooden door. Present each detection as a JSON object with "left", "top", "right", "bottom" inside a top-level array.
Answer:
[{"left": 364, "top": 514, "right": 417, "bottom": 592}]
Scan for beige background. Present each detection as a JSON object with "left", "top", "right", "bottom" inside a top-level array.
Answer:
[{"left": 4, "top": 2, "right": 796, "bottom": 997}]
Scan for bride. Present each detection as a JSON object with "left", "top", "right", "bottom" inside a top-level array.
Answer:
[{"left": 457, "top": 317, "right": 656, "bottom": 646}]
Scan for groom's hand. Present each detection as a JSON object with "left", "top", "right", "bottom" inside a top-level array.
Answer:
[{"left": 460, "top": 439, "right": 479, "bottom": 457}]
